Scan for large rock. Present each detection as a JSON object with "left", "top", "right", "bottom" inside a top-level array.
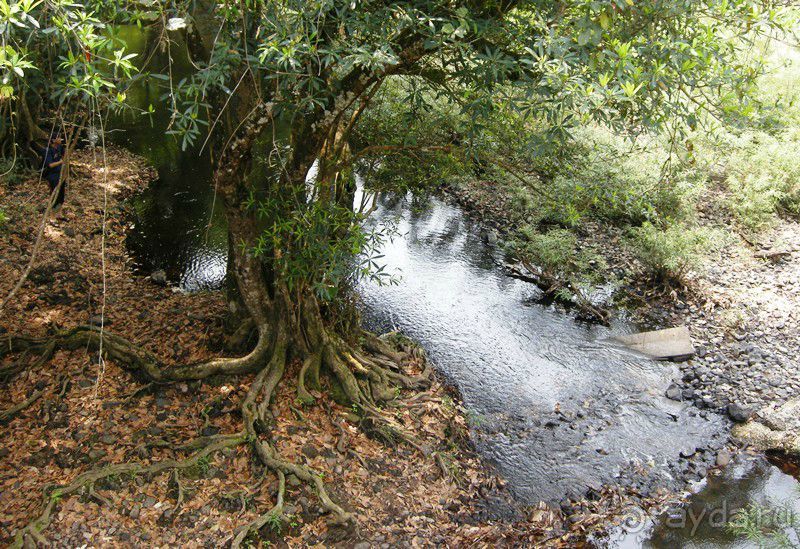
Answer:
[
  {"left": 732, "top": 398, "right": 800, "bottom": 455},
  {"left": 613, "top": 326, "right": 694, "bottom": 361}
]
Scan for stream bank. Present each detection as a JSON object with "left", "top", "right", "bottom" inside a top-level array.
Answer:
[
  {"left": 1, "top": 149, "right": 575, "bottom": 547},
  {"left": 446, "top": 175, "right": 800, "bottom": 545}
]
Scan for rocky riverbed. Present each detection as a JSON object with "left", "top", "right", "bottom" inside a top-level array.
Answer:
[{"left": 653, "top": 220, "right": 800, "bottom": 421}]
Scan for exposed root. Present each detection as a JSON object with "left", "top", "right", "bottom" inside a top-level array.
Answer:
[
  {"left": 0, "top": 387, "right": 44, "bottom": 424},
  {"left": 11, "top": 433, "right": 246, "bottom": 549},
  {"left": 241, "top": 331, "right": 355, "bottom": 529},
  {"left": 296, "top": 351, "right": 321, "bottom": 404},
  {"left": 1, "top": 325, "right": 271, "bottom": 382},
  {"left": 171, "top": 470, "right": 186, "bottom": 511},
  {"left": 7, "top": 320, "right": 435, "bottom": 546},
  {"left": 231, "top": 471, "right": 285, "bottom": 548},
  {"left": 321, "top": 334, "right": 430, "bottom": 455}
]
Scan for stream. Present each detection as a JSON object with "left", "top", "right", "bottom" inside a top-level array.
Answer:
[{"left": 113, "top": 26, "right": 800, "bottom": 547}]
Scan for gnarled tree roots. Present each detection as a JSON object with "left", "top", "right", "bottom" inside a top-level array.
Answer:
[{"left": 3, "top": 323, "right": 432, "bottom": 547}]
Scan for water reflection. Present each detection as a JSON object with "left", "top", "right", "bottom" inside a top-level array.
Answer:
[
  {"left": 612, "top": 455, "right": 800, "bottom": 548},
  {"left": 359, "top": 193, "right": 725, "bottom": 503},
  {"left": 111, "top": 26, "right": 227, "bottom": 291}
]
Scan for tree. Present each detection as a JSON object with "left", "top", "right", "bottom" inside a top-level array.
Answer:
[{"left": 1, "top": 0, "right": 791, "bottom": 545}]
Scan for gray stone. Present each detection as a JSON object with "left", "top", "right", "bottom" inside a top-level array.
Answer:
[
  {"left": 728, "top": 403, "right": 754, "bottom": 423},
  {"left": 665, "top": 383, "right": 682, "bottom": 401},
  {"left": 614, "top": 326, "right": 694, "bottom": 361},
  {"left": 715, "top": 449, "right": 731, "bottom": 467}
]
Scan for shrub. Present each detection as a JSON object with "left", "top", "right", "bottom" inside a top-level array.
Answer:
[
  {"left": 720, "top": 129, "right": 800, "bottom": 231},
  {"left": 540, "top": 126, "right": 703, "bottom": 228},
  {"left": 627, "top": 222, "right": 721, "bottom": 283},
  {"left": 514, "top": 227, "right": 577, "bottom": 275},
  {"left": 0, "top": 208, "right": 7, "bottom": 229}
]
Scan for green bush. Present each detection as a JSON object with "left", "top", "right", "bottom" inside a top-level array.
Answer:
[
  {"left": 512, "top": 226, "right": 602, "bottom": 275},
  {"left": 718, "top": 128, "right": 800, "bottom": 231},
  {"left": 0, "top": 208, "right": 7, "bottom": 228},
  {"left": 627, "top": 222, "right": 720, "bottom": 283},
  {"left": 539, "top": 126, "right": 703, "bottom": 228},
  {"left": 516, "top": 228, "right": 577, "bottom": 275}
]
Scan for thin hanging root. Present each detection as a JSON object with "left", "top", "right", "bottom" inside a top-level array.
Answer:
[
  {"left": 231, "top": 471, "right": 285, "bottom": 548},
  {"left": 11, "top": 433, "right": 246, "bottom": 549}
]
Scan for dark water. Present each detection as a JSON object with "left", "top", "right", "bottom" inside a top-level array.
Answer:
[
  {"left": 111, "top": 26, "right": 227, "bottom": 291},
  {"left": 610, "top": 454, "right": 800, "bottom": 548},
  {"left": 114, "top": 26, "right": 799, "bottom": 548}
]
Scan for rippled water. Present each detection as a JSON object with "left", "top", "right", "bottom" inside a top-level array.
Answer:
[
  {"left": 120, "top": 139, "right": 227, "bottom": 291},
  {"left": 358, "top": 193, "right": 725, "bottom": 503}
]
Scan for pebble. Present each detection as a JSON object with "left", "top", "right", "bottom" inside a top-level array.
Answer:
[
  {"left": 727, "top": 403, "right": 754, "bottom": 423},
  {"left": 665, "top": 383, "right": 682, "bottom": 401}
]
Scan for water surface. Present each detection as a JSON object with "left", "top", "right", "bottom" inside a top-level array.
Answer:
[{"left": 358, "top": 193, "right": 725, "bottom": 503}]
